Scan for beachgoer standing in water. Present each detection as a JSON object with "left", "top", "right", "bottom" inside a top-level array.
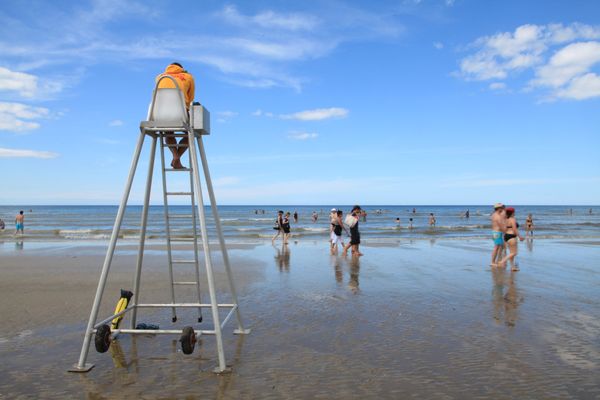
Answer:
[
  {"left": 312, "top": 211, "right": 318, "bottom": 223},
  {"left": 331, "top": 210, "right": 349, "bottom": 254},
  {"left": 282, "top": 212, "right": 291, "bottom": 244},
  {"left": 525, "top": 213, "right": 534, "bottom": 237},
  {"left": 491, "top": 203, "right": 506, "bottom": 267},
  {"left": 343, "top": 205, "right": 363, "bottom": 257},
  {"left": 293, "top": 210, "right": 298, "bottom": 223},
  {"left": 14, "top": 210, "right": 24, "bottom": 236},
  {"left": 429, "top": 213, "right": 436, "bottom": 227},
  {"left": 499, "top": 207, "right": 524, "bottom": 271},
  {"left": 271, "top": 210, "right": 284, "bottom": 243}
]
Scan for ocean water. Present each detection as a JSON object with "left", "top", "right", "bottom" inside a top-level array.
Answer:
[{"left": 0, "top": 205, "right": 598, "bottom": 243}]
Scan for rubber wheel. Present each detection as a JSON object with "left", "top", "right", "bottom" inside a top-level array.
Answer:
[
  {"left": 94, "top": 324, "right": 111, "bottom": 353},
  {"left": 180, "top": 326, "right": 196, "bottom": 355}
]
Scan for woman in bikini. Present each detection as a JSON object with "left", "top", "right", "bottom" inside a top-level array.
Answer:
[
  {"left": 499, "top": 207, "right": 524, "bottom": 271},
  {"left": 525, "top": 213, "right": 533, "bottom": 237}
]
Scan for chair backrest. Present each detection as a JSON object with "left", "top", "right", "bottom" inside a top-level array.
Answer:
[{"left": 148, "top": 75, "right": 188, "bottom": 126}]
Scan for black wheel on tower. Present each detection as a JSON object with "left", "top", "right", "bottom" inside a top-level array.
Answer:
[
  {"left": 180, "top": 326, "right": 196, "bottom": 355},
  {"left": 94, "top": 324, "right": 111, "bottom": 353}
]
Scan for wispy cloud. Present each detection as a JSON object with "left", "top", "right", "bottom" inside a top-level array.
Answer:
[
  {"left": 216, "top": 110, "right": 238, "bottom": 123},
  {"left": 281, "top": 107, "right": 349, "bottom": 121},
  {"left": 0, "top": 3, "right": 403, "bottom": 92},
  {"left": 0, "top": 147, "right": 58, "bottom": 158},
  {"left": 433, "top": 41, "right": 444, "bottom": 49},
  {"left": 0, "top": 102, "right": 49, "bottom": 132},
  {"left": 441, "top": 176, "right": 600, "bottom": 188},
  {"left": 457, "top": 23, "right": 600, "bottom": 100},
  {"left": 108, "top": 119, "right": 123, "bottom": 127},
  {"left": 288, "top": 132, "right": 318, "bottom": 140}
]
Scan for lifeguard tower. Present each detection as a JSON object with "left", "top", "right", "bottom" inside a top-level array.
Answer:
[{"left": 69, "top": 75, "right": 249, "bottom": 374}]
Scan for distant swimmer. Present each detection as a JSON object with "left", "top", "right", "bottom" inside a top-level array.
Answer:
[
  {"left": 465, "top": 209, "right": 470, "bottom": 219},
  {"left": 14, "top": 210, "right": 24, "bottom": 236},
  {"left": 395, "top": 217, "right": 401, "bottom": 226},
  {"left": 0, "top": 218, "right": 5, "bottom": 230},
  {"left": 408, "top": 218, "right": 414, "bottom": 229},
  {"left": 412, "top": 208, "right": 416, "bottom": 214},
  {"left": 293, "top": 210, "right": 298, "bottom": 223},
  {"left": 312, "top": 211, "right": 318, "bottom": 223},
  {"left": 525, "top": 213, "right": 534, "bottom": 237},
  {"left": 429, "top": 213, "right": 436, "bottom": 227}
]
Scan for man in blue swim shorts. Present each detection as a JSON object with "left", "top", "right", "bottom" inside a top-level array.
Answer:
[
  {"left": 14, "top": 210, "right": 24, "bottom": 236},
  {"left": 490, "top": 203, "right": 506, "bottom": 267}
]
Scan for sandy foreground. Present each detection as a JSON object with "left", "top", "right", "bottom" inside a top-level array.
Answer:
[{"left": 0, "top": 238, "right": 599, "bottom": 399}]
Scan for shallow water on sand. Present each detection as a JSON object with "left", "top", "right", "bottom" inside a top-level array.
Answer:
[{"left": 0, "top": 239, "right": 599, "bottom": 398}]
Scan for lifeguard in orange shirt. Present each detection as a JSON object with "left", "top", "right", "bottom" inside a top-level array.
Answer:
[{"left": 156, "top": 62, "right": 195, "bottom": 169}]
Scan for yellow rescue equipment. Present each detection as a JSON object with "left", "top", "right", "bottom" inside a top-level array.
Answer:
[{"left": 111, "top": 289, "right": 134, "bottom": 329}]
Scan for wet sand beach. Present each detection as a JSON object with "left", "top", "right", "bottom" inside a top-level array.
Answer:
[{"left": 0, "top": 239, "right": 599, "bottom": 399}]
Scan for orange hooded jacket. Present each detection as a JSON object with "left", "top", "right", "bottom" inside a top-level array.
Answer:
[{"left": 156, "top": 64, "right": 195, "bottom": 107}]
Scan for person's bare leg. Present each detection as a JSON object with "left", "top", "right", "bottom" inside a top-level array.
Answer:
[
  {"left": 491, "top": 246, "right": 500, "bottom": 267},
  {"left": 165, "top": 136, "right": 178, "bottom": 167},
  {"left": 342, "top": 242, "right": 351, "bottom": 256},
  {"left": 172, "top": 137, "right": 189, "bottom": 169}
]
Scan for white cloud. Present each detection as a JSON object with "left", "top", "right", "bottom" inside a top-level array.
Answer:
[
  {"left": 0, "top": 3, "right": 403, "bottom": 92},
  {"left": 220, "top": 5, "right": 319, "bottom": 31},
  {"left": 556, "top": 72, "right": 600, "bottom": 100},
  {"left": 0, "top": 147, "right": 58, "bottom": 158},
  {"left": 252, "top": 109, "right": 263, "bottom": 117},
  {"left": 281, "top": 107, "right": 349, "bottom": 121},
  {"left": 0, "top": 102, "right": 49, "bottom": 132},
  {"left": 288, "top": 132, "right": 318, "bottom": 140},
  {"left": 108, "top": 119, "right": 123, "bottom": 127},
  {"left": 458, "top": 23, "right": 600, "bottom": 100},
  {"left": 489, "top": 82, "right": 506, "bottom": 90},
  {"left": 445, "top": 0, "right": 456, "bottom": 6},
  {"left": 433, "top": 42, "right": 444, "bottom": 50},
  {"left": 0, "top": 67, "right": 38, "bottom": 97},
  {"left": 213, "top": 176, "right": 240, "bottom": 186},
  {"left": 532, "top": 41, "right": 600, "bottom": 88}
]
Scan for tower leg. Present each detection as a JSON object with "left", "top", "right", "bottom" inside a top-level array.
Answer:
[
  {"left": 70, "top": 131, "right": 147, "bottom": 372},
  {"left": 196, "top": 136, "right": 249, "bottom": 334},
  {"left": 188, "top": 131, "right": 229, "bottom": 373},
  {"left": 130, "top": 136, "right": 157, "bottom": 329}
]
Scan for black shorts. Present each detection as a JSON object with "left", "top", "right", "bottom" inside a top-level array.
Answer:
[{"left": 350, "top": 233, "right": 360, "bottom": 245}]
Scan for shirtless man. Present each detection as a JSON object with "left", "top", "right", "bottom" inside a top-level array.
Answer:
[
  {"left": 490, "top": 203, "right": 506, "bottom": 267},
  {"left": 14, "top": 210, "right": 24, "bottom": 235}
]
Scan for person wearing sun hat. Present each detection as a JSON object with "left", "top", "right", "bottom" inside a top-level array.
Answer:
[{"left": 490, "top": 203, "right": 506, "bottom": 267}]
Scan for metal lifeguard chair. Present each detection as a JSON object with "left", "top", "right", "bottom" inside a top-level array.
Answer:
[{"left": 69, "top": 75, "right": 250, "bottom": 374}]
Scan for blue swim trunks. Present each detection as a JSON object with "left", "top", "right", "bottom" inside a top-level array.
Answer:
[
  {"left": 16, "top": 222, "right": 23, "bottom": 231},
  {"left": 492, "top": 231, "right": 503, "bottom": 246}
]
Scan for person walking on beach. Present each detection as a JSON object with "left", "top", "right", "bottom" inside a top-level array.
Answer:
[
  {"left": 429, "top": 213, "right": 436, "bottom": 227},
  {"left": 282, "top": 212, "right": 291, "bottom": 244},
  {"left": 343, "top": 205, "right": 363, "bottom": 257},
  {"left": 156, "top": 62, "right": 195, "bottom": 169},
  {"left": 14, "top": 210, "right": 24, "bottom": 236},
  {"left": 525, "top": 213, "right": 534, "bottom": 237},
  {"left": 331, "top": 210, "right": 349, "bottom": 254},
  {"left": 499, "top": 207, "right": 524, "bottom": 271},
  {"left": 271, "top": 210, "right": 284, "bottom": 243},
  {"left": 491, "top": 203, "right": 506, "bottom": 267}
]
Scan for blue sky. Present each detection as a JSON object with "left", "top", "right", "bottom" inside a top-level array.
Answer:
[{"left": 1, "top": 0, "right": 599, "bottom": 205}]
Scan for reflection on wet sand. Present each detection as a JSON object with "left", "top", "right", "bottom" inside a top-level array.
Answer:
[
  {"left": 330, "top": 255, "right": 343, "bottom": 285},
  {"left": 526, "top": 238, "right": 534, "bottom": 252},
  {"left": 491, "top": 267, "right": 522, "bottom": 327},
  {"left": 348, "top": 257, "right": 360, "bottom": 294},
  {"left": 15, "top": 240, "right": 23, "bottom": 250},
  {"left": 80, "top": 334, "right": 247, "bottom": 399},
  {"left": 273, "top": 244, "right": 290, "bottom": 272}
]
